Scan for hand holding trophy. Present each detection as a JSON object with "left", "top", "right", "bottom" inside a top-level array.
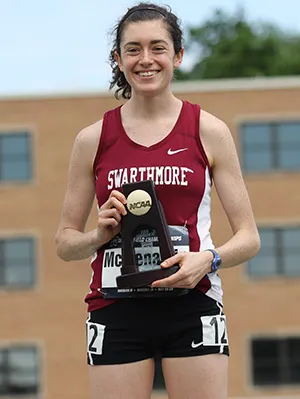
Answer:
[{"left": 116, "top": 180, "right": 181, "bottom": 290}]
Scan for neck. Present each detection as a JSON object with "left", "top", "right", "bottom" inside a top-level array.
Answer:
[{"left": 124, "top": 90, "right": 181, "bottom": 119}]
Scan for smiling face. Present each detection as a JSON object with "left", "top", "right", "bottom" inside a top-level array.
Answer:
[{"left": 115, "top": 19, "right": 183, "bottom": 97}]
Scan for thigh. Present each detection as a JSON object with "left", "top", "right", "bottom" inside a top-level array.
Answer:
[
  {"left": 86, "top": 301, "right": 155, "bottom": 365},
  {"left": 161, "top": 290, "right": 229, "bottom": 359},
  {"left": 89, "top": 359, "right": 155, "bottom": 399},
  {"left": 162, "top": 354, "right": 228, "bottom": 399}
]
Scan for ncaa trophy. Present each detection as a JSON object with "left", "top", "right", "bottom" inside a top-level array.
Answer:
[{"left": 116, "top": 180, "right": 180, "bottom": 288}]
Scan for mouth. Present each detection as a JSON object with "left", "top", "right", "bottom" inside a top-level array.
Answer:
[{"left": 135, "top": 70, "right": 160, "bottom": 78}]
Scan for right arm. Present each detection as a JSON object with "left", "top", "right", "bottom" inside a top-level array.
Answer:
[{"left": 55, "top": 120, "right": 127, "bottom": 262}]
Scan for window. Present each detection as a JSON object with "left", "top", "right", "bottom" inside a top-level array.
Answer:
[
  {"left": 0, "top": 345, "right": 40, "bottom": 396},
  {"left": 153, "top": 356, "right": 165, "bottom": 391},
  {"left": 247, "top": 227, "right": 300, "bottom": 277},
  {"left": 0, "top": 132, "right": 32, "bottom": 182},
  {"left": 241, "top": 121, "right": 300, "bottom": 172},
  {"left": 251, "top": 337, "right": 300, "bottom": 386},
  {"left": 0, "top": 237, "right": 36, "bottom": 289}
]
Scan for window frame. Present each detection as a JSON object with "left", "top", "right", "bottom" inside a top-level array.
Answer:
[
  {"left": 250, "top": 335, "right": 300, "bottom": 387},
  {"left": 246, "top": 225, "right": 300, "bottom": 278},
  {"left": 0, "top": 344, "right": 40, "bottom": 397},
  {"left": 240, "top": 120, "right": 300, "bottom": 173},
  {"left": 153, "top": 355, "right": 166, "bottom": 391},
  {"left": 0, "top": 236, "right": 36, "bottom": 290},
  {"left": 0, "top": 131, "right": 33, "bottom": 183}
]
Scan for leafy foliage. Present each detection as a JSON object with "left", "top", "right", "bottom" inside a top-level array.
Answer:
[{"left": 175, "top": 9, "right": 300, "bottom": 80}]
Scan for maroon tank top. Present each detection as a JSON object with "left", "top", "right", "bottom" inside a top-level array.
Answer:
[{"left": 84, "top": 100, "right": 222, "bottom": 312}]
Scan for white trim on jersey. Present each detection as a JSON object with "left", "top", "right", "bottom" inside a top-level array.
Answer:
[
  {"left": 87, "top": 252, "right": 98, "bottom": 294},
  {"left": 197, "top": 167, "right": 214, "bottom": 251},
  {"left": 86, "top": 313, "right": 94, "bottom": 365},
  {"left": 196, "top": 167, "right": 224, "bottom": 305}
]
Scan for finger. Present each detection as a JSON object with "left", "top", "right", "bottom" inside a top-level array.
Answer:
[
  {"left": 110, "top": 190, "right": 127, "bottom": 205},
  {"left": 98, "top": 217, "right": 119, "bottom": 228},
  {"left": 99, "top": 208, "right": 122, "bottom": 223},
  {"left": 160, "top": 252, "right": 185, "bottom": 268},
  {"left": 151, "top": 268, "right": 184, "bottom": 288},
  {"left": 104, "top": 197, "right": 127, "bottom": 216}
]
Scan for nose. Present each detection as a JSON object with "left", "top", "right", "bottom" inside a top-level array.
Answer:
[{"left": 139, "top": 49, "right": 153, "bottom": 66}]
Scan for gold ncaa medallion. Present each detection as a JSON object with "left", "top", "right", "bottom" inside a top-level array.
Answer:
[{"left": 126, "top": 189, "right": 152, "bottom": 216}]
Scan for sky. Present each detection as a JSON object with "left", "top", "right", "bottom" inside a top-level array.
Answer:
[{"left": 1, "top": 0, "right": 300, "bottom": 96}]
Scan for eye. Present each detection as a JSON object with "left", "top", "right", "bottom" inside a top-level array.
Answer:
[
  {"left": 153, "top": 46, "right": 166, "bottom": 52},
  {"left": 127, "top": 48, "right": 139, "bottom": 54}
]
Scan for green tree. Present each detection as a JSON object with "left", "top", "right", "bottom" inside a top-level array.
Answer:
[{"left": 175, "top": 9, "right": 300, "bottom": 80}]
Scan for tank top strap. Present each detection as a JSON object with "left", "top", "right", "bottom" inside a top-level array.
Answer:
[
  {"left": 93, "top": 106, "right": 121, "bottom": 172},
  {"left": 174, "top": 101, "right": 201, "bottom": 140},
  {"left": 177, "top": 101, "right": 209, "bottom": 169}
]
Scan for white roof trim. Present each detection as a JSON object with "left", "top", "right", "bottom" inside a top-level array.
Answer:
[
  {"left": 171, "top": 75, "right": 300, "bottom": 93},
  {"left": 1, "top": 76, "right": 300, "bottom": 101}
]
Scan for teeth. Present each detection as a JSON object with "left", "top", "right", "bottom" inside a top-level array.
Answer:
[{"left": 138, "top": 71, "right": 157, "bottom": 77}]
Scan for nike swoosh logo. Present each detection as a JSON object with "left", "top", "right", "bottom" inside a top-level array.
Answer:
[
  {"left": 167, "top": 148, "right": 188, "bottom": 155},
  {"left": 191, "top": 341, "right": 203, "bottom": 349}
]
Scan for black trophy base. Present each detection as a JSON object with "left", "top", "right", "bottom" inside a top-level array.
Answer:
[{"left": 116, "top": 265, "right": 179, "bottom": 289}]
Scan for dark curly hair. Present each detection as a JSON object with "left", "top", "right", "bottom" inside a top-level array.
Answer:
[{"left": 109, "top": 2, "right": 183, "bottom": 100}]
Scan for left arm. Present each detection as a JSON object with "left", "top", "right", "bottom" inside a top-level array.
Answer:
[
  {"left": 152, "top": 110, "right": 260, "bottom": 289},
  {"left": 203, "top": 111, "right": 260, "bottom": 268}
]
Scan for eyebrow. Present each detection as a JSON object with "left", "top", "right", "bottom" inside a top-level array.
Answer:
[{"left": 124, "top": 40, "right": 169, "bottom": 47}]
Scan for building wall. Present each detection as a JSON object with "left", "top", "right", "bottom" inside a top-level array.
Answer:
[{"left": 0, "top": 77, "right": 299, "bottom": 398}]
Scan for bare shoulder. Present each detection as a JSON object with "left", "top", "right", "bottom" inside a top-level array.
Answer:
[
  {"left": 200, "top": 109, "right": 235, "bottom": 167},
  {"left": 200, "top": 109, "right": 231, "bottom": 140},
  {"left": 75, "top": 119, "right": 103, "bottom": 148},
  {"left": 72, "top": 119, "right": 103, "bottom": 165}
]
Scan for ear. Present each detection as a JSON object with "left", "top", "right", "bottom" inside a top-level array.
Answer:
[
  {"left": 114, "top": 50, "right": 124, "bottom": 72},
  {"left": 173, "top": 47, "right": 184, "bottom": 69}
]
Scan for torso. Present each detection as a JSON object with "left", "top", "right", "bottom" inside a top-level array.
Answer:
[{"left": 84, "top": 100, "right": 224, "bottom": 311}]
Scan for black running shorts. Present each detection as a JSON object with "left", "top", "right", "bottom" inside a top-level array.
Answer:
[{"left": 86, "top": 289, "right": 229, "bottom": 365}]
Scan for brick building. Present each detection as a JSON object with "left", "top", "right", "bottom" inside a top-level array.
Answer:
[{"left": 0, "top": 76, "right": 300, "bottom": 398}]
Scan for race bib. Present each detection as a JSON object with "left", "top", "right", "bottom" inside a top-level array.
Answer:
[
  {"left": 86, "top": 321, "right": 106, "bottom": 355},
  {"left": 101, "top": 225, "right": 189, "bottom": 298}
]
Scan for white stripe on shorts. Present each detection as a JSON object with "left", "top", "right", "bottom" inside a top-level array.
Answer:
[{"left": 86, "top": 313, "right": 94, "bottom": 365}]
